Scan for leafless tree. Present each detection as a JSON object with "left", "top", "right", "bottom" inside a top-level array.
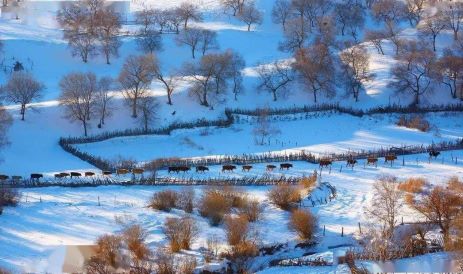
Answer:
[
  {"left": 435, "top": 48, "right": 463, "bottom": 99},
  {"left": 253, "top": 108, "right": 280, "bottom": 145},
  {"left": 403, "top": 0, "right": 426, "bottom": 26},
  {"left": 229, "top": 51, "right": 246, "bottom": 100},
  {"left": 340, "top": 43, "right": 372, "bottom": 102},
  {"left": 177, "top": 3, "right": 203, "bottom": 29},
  {"left": 365, "top": 29, "right": 387, "bottom": 55},
  {"left": 389, "top": 41, "right": 436, "bottom": 105},
  {"left": 153, "top": 9, "right": 170, "bottom": 33},
  {"left": 238, "top": 1, "right": 263, "bottom": 31},
  {"left": 118, "top": 54, "right": 157, "bottom": 118},
  {"left": 135, "top": 7, "right": 156, "bottom": 34},
  {"left": 442, "top": 1, "right": 463, "bottom": 40},
  {"left": 165, "top": 8, "right": 183, "bottom": 34},
  {"left": 257, "top": 61, "right": 293, "bottom": 101},
  {"left": 137, "top": 95, "right": 158, "bottom": 133},
  {"left": 3, "top": 71, "right": 44, "bottom": 121},
  {"left": 0, "top": 106, "right": 12, "bottom": 160},
  {"left": 278, "top": 18, "right": 309, "bottom": 52},
  {"left": 175, "top": 28, "right": 203, "bottom": 59},
  {"left": 199, "top": 29, "right": 219, "bottom": 56},
  {"left": 371, "top": 0, "right": 406, "bottom": 30},
  {"left": 59, "top": 72, "right": 98, "bottom": 136},
  {"left": 95, "top": 76, "right": 113, "bottom": 127},
  {"left": 272, "top": 0, "right": 292, "bottom": 30},
  {"left": 153, "top": 62, "right": 177, "bottom": 105},
  {"left": 365, "top": 175, "right": 403, "bottom": 239},
  {"left": 334, "top": 0, "right": 366, "bottom": 40},
  {"left": 137, "top": 28, "right": 163, "bottom": 54},
  {"left": 293, "top": 43, "right": 335, "bottom": 103},
  {"left": 96, "top": 7, "right": 121, "bottom": 64},
  {"left": 221, "top": 0, "right": 245, "bottom": 16},
  {"left": 418, "top": 14, "right": 447, "bottom": 52}
]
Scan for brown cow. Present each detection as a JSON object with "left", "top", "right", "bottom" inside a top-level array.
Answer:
[
  {"left": 85, "top": 172, "right": 95, "bottom": 177},
  {"left": 116, "top": 169, "right": 129, "bottom": 175},
  {"left": 222, "top": 165, "right": 237, "bottom": 172},
  {"left": 367, "top": 157, "right": 378, "bottom": 167},
  {"left": 242, "top": 165, "right": 253, "bottom": 172},
  {"left": 70, "top": 172, "right": 82, "bottom": 179},
  {"left": 0, "top": 175, "right": 8, "bottom": 181},
  {"left": 319, "top": 159, "right": 332, "bottom": 169},
  {"left": 385, "top": 154, "right": 397, "bottom": 165},
  {"left": 54, "top": 173, "right": 64, "bottom": 179},
  {"left": 30, "top": 173, "right": 43, "bottom": 182},
  {"left": 178, "top": 166, "right": 191, "bottom": 173},
  {"left": 280, "top": 163, "right": 293, "bottom": 170},
  {"left": 196, "top": 166, "right": 209, "bottom": 173},
  {"left": 346, "top": 159, "right": 357, "bottom": 168},
  {"left": 132, "top": 168, "right": 144, "bottom": 175},
  {"left": 102, "top": 171, "right": 112, "bottom": 176},
  {"left": 59, "top": 172, "right": 70, "bottom": 178},
  {"left": 266, "top": 165, "right": 277, "bottom": 172}
]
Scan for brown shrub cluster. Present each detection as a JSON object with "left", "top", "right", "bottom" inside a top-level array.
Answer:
[
  {"left": 398, "top": 177, "right": 426, "bottom": 193},
  {"left": 154, "top": 249, "right": 197, "bottom": 274},
  {"left": 299, "top": 171, "right": 318, "bottom": 189},
  {"left": 289, "top": 209, "right": 317, "bottom": 241},
  {"left": 239, "top": 199, "right": 263, "bottom": 222},
  {"left": 149, "top": 188, "right": 195, "bottom": 213},
  {"left": 0, "top": 186, "right": 20, "bottom": 214},
  {"left": 198, "top": 189, "right": 232, "bottom": 226},
  {"left": 397, "top": 115, "right": 430, "bottom": 132},
  {"left": 163, "top": 216, "right": 198, "bottom": 252},
  {"left": 268, "top": 184, "right": 301, "bottom": 211}
]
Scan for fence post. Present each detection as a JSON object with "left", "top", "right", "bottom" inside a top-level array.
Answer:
[
  {"left": 341, "top": 227, "right": 344, "bottom": 237},
  {"left": 358, "top": 222, "right": 362, "bottom": 234},
  {"left": 98, "top": 196, "right": 100, "bottom": 206},
  {"left": 323, "top": 225, "right": 326, "bottom": 236}
]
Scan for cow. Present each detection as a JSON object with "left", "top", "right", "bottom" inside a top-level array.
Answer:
[
  {"left": 178, "top": 166, "right": 191, "bottom": 173},
  {"left": 11, "top": 176, "right": 22, "bottom": 181},
  {"left": 346, "top": 159, "right": 357, "bottom": 168},
  {"left": 132, "top": 168, "right": 144, "bottom": 175},
  {"left": 266, "top": 165, "right": 277, "bottom": 172},
  {"left": 59, "top": 172, "right": 70, "bottom": 178},
  {"left": 429, "top": 149, "right": 440, "bottom": 159},
  {"left": 54, "top": 173, "right": 64, "bottom": 179},
  {"left": 85, "top": 172, "right": 95, "bottom": 177},
  {"left": 242, "top": 165, "right": 253, "bottom": 172},
  {"left": 367, "top": 157, "right": 378, "bottom": 167},
  {"left": 0, "top": 175, "right": 8, "bottom": 181},
  {"left": 222, "top": 165, "right": 237, "bottom": 172},
  {"left": 385, "top": 154, "right": 397, "bottom": 165},
  {"left": 196, "top": 166, "right": 209, "bottom": 173},
  {"left": 116, "top": 169, "right": 129, "bottom": 176},
  {"left": 168, "top": 167, "right": 179, "bottom": 174},
  {"left": 70, "top": 172, "right": 82, "bottom": 179},
  {"left": 30, "top": 173, "right": 43, "bottom": 182},
  {"left": 102, "top": 171, "right": 112, "bottom": 176},
  {"left": 319, "top": 159, "right": 332, "bottom": 169},
  {"left": 280, "top": 163, "right": 293, "bottom": 170}
]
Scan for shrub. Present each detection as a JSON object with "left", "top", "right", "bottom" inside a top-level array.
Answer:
[
  {"left": 289, "top": 209, "right": 317, "bottom": 240},
  {"left": 223, "top": 241, "right": 259, "bottom": 274},
  {"left": 239, "top": 199, "right": 263, "bottom": 222},
  {"left": 225, "top": 215, "right": 250, "bottom": 246},
  {"left": 122, "top": 224, "right": 151, "bottom": 264},
  {"left": 154, "top": 249, "right": 176, "bottom": 274},
  {"left": 94, "top": 234, "right": 122, "bottom": 268},
  {"left": 198, "top": 190, "right": 231, "bottom": 225},
  {"left": 177, "top": 188, "right": 195, "bottom": 213},
  {"left": 149, "top": 190, "right": 178, "bottom": 212},
  {"left": 268, "top": 184, "right": 301, "bottom": 211},
  {"left": 299, "top": 171, "right": 317, "bottom": 189},
  {"left": 398, "top": 177, "right": 426, "bottom": 193},
  {"left": 163, "top": 216, "right": 198, "bottom": 252},
  {"left": 0, "top": 186, "right": 20, "bottom": 213},
  {"left": 396, "top": 115, "right": 430, "bottom": 132},
  {"left": 178, "top": 256, "right": 197, "bottom": 274},
  {"left": 448, "top": 176, "right": 463, "bottom": 194}
]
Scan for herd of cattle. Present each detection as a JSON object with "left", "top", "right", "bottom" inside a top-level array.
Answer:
[{"left": 0, "top": 150, "right": 442, "bottom": 183}]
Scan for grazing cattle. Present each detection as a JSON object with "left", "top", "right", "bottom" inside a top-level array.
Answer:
[
  {"left": 102, "top": 171, "right": 112, "bottom": 176},
  {"left": 319, "top": 159, "right": 332, "bottom": 169},
  {"left": 242, "top": 165, "right": 253, "bottom": 172},
  {"left": 70, "top": 172, "right": 82, "bottom": 178},
  {"left": 132, "top": 168, "right": 144, "bottom": 175},
  {"left": 280, "top": 163, "right": 293, "bottom": 170},
  {"left": 169, "top": 166, "right": 191, "bottom": 173},
  {"left": 11, "top": 176, "right": 22, "bottom": 181},
  {"left": 85, "top": 172, "right": 95, "bottom": 177},
  {"left": 116, "top": 169, "right": 129, "bottom": 176},
  {"left": 0, "top": 175, "right": 9, "bottom": 181},
  {"left": 429, "top": 150, "right": 440, "bottom": 159},
  {"left": 196, "top": 166, "right": 209, "bottom": 173},
  {"left": 385, "top": 154, "right": 397, "bottom": 165},
  {"left": 346, "top": 159, "right": 357, "bottom": 168},
  {"left": 168, "top": 167, "right": 178, "bottom": 173},
  {"left": 222, "top": 165, "right": 237, "bottom": 172},
  {"left": 59, "top": 172, "right": 70, "bottom": 178},
  {"left": 266, "top": 165, "right": 277, "bottom": 172},
  {"left": 30, "top": 173, "right": 43, "bottom": 182},
  {"left": 178, "top": 166, "right": 191, "bottom": 173},
  {"left": 54, "top": 173, "right": 64, "bottom": 179},
  {"left": 367, "top": 157, "right": 378, "bottom": 167}
]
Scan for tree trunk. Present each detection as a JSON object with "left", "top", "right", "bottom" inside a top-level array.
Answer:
[
  {"left": 272, "top": 90, "right": 277, "bottom": 101},
  {"left": 21, "top": 104, "right": 26, "bottom": 121},
  {"left": 83, "top": 120, "right": 88, "bottom": 136},
  {"left": 132, "top": 98, "right": 138, "bottom": 118}
]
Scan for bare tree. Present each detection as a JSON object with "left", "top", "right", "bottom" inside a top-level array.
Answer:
[
  {"left": 118, "top": 54, "right": 157, "bottom": 118},
  {"left": 153, "top": 9, "right": 170, "bottom": 33},
  {"left": 257, "top": 61, "right": 293, "bottom": 101},
  {"left": 272, "top": 0, "right": 292, "bottom": 30},
  {"left": 176, "top": 28, "right": 203, "bottom": 59},
  {"left": 403, "top": 0, "right": 426, "bottom": 26},
  {"left": 137, "top": 95, "right": 158, "bottom": 133},
  {"left": 221, "top": 0, "right": 245, "bottom": 16},
  {"left": 442, "top": 1, "right": 463, "bottom": 40},
  {"left": 135, "top": 7, "right": 156, "bottom": 34},
  {"left": 166, "top": 8, "right": 183, "bottom": 34},
  {"left": 418, "top": 14, "right": 447, "bottom": 52},
  {"left": 365, "top": 29, "right": 387, "bottom": 55},
  {"left": 199, "top": 29, "right": 219, "bottom": 56},
  {"left": 340, "top": 43, "right": 372, "bottom": 102},
  {"left": 96, "top": 7, "right": 121, "bottom": 64},
  {"left": 253, "top": 108, "right": 280, "bottom": 145},
  {"left": 365, "top": 175, "right": 403, "bottom": 239},
  {"left": 95, "top": 76, "right": 113, "bottom": 127},
  {"left": 238, "top": 1, "right": 263, "bottom": 31},
  {"left": 334, "top": 0, "right": 366, "bottom": 40},
  {"left": 229, "top": 51, "right": 246, "bottom": 100},
  {"left": 371, "top": 0, "right": 406, "bottom": 30},
  {"left": 389, "top": 41, "right": 436, "bottom": 105},
  {"left": 436, "top": 48, "right": 463, "bottom": 99},
  {"left": 3, "top": 71, "right": 44, "bottom": 121},
  {"left": 293, "top": 43, "right": 335, "bottom": 103},
  {"left": 278, "top": 18, "right": 309, "bottom": 52},
  {"left": 177, "top": 3, "right": 203, "bottom": 29},
  {"left": 137, "top": 28, "right": 163, "bottom": 54},
  {"left": 59, "top": 72, "right": 98, "bottom": 136}
]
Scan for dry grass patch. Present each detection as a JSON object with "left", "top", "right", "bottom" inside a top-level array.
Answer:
[
  {"left": 398, "top": 177, "right": 426, "bottom": 193},
  {"left": 397, "top": 115, "right": 430, "bottom": 132},
  {"left": 268, "top": 184, "right": 301, "bottom": 211},
  {"left": 289, "top": 209, "right": 317, "bottom": 241}
]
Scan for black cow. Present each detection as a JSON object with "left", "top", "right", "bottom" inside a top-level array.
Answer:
[{"left": 280, "top": 163, "right": 293, "bottom": 170}]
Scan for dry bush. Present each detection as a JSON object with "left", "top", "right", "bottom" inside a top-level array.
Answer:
[
  {"left": 289, "top": 209, "right": 317, "bottom": 240},
  {"left": 198, "top": 190, "right": 231, "bottom": 225},
  {"left": 223, "top": 241, "right": 259, "bottom": 274},
  {"left": 154, "top": 249, "right": 176, "bottom": 274},
  {"left": 239, "top": 199, "right": 263, "bottom": 222},
  {"left": 177, "top": 188, "right": 195, "bottom": 213},
  {"left": 398, "top": 177, "right": 426, "bottom": 193},
  {"left": 0, "top": 186, "right": 20, "bottom": 213},
  {"left": 448, "top": 176, "right": 463, "bottom": 194},
  {"left": 299, "top": 171, "right": 318, "bottom": 189},
  {"left": 225, "top": 215, "right": 250, "bottom": 246},
  {"left": 122, "top": 224, "right": 151, "bottom": 265},
  {"left": 268, "top": 184, "right": 301, "bottom": 211},
  {"left": 85, "top": 257, "right": 113, "bottom": 274},
  {"left": 396, "top": 115, "right": 430, "bottom": 132},
  {"left": 206, "top": 234, "right": 221, "bottom": 261},
  {"left": 94, "top": 234, "right": 122, "bottom": 268},
  {"left": 178, "top": 256, "right": 197, "bottom": 274},
  {"left": 163, "top": 216, "right": 199, "bottom": 252},
  {"left": 149, "top": 190, "right": 178, "bottom": 212},
  {"left": 404, "top": 193, "right": 414, "bottom": 205}
]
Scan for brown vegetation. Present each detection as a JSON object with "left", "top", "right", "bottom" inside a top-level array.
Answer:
[
  {"left": 268, "top": 184, "right": 301, "bottom": 211},
  {"left": 149, "top": 190, "right": 178, "bottom": 212},
  {"left": 163, "top": 216, "right": 198, "bottom": 252},
  {"left": 397, "top": 115, "right": 431, "bottom": 132},
  {"left": 398, "top": 177, "right": 426, "bottom": 193},
  {"left": 289, "top": 209, "right": 317, "bottom": 240}
]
